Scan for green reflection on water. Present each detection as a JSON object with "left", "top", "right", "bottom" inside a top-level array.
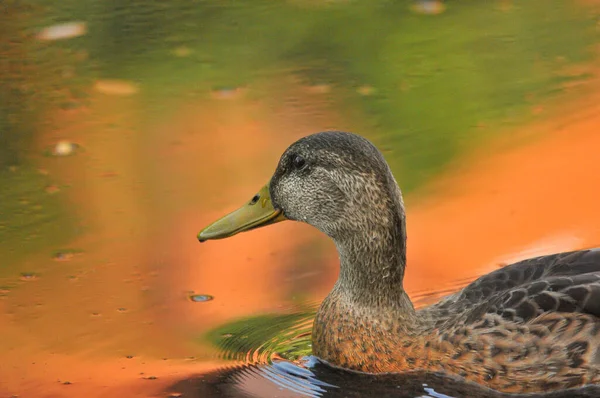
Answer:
[
  {"left": 0, "top": 2, "right": 89, "bottom": 272},
  {"left": 0, "top": 169, "right": 77, "bottom": 275},
  {"left": 50, "top": 0, "right": 595, "bottom": 190},
  {"left": 0, "top": 0, "right": 598, "bottom": 330},
  {"left": 5, "top": 0, "right": 598, "bottom": 183},
  {"left": 203, "top": 309, "right": 315, "bottom": 362}
]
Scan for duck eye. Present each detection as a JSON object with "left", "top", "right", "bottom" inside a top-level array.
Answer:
[{"left": 293, "top": 155, "right": 306, "bottom": 170}]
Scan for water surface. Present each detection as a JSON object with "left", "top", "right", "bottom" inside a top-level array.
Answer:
[{"left": 1, "top": 1, "right": 600, "bottom": 397}]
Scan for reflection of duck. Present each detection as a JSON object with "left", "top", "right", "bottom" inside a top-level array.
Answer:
[
  {"left": 168, "top": 359, "right": 600, "bottom": 398},
  {"left": 198, "top": 131, "right": 600, "bottom": 393}
]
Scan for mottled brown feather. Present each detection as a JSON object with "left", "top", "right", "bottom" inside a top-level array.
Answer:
[
  {"left": 313, "top": 249, "right": 600, "bottom": 393},
  {"left": 287, "top": 133, "right": 600, "bottom": 393},
  {"left": 205, "top": 131, "right": 600, "bottom": 394}
]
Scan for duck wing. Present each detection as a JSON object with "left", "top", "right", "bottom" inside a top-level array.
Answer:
[
  {"left": 430, "top": 249, "right": 600, "bottom": 323},
  {"left": 419, "top": 249, "right": 600, "bottom": 390}
]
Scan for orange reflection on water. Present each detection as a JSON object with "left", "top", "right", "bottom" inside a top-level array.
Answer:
[
  {"left": 156, "top": 82, "right": 343, "bottom": 336},
  {"left": 406, "top": 79, "right": 600, "bottom": 292},
  {"left": 1, "top": 73, "right": 600, "bottom": 397}
]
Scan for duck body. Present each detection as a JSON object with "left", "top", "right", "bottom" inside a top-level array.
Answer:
[
  {"left": 314, "top": 249, "right": 600, "bottom": 393},
  {"left": 198, "top": 131, "right": 600, "bottom": 393}
]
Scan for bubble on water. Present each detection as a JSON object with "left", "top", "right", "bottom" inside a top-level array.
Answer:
[
  {"left": 211, "top": 86, "right": 245, "bottom": 100},
  {"left": 53, "top": 141, "right": 78, "bottom": 156},
  {"left": 20, "top": 272, "right": 38, "bottom": 281},
  {"left": 45, "top": 185, "right": 60, "bottom": 194},
  {"left": 94, "top": 80, "right": 139, "bottom": 96},
  {"left": 357, "top": 85, "right": 375, "bottom": 96},
  {"left": 52, "top": 249, "right": 83, "bottom": 261},
  {"left": 411, "top": 0, "right": 446, "bottom": 15},
  {"left": 173, "top": 46, "right": 192, "bottom": 57},
  {"left": 189, "top": 293, "right": 214, "bottom": 302},
  {"left": 305, "top": 84, "right": 331, "bottom": 94},
  {"left": 37, "top": 22, "right": 87, "bottom": 41}
]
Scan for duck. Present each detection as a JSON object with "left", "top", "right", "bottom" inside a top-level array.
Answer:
[{"left": 198, "top": 131, "right": 600, "bottom": 394}]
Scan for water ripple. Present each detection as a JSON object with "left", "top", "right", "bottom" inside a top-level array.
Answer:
[
  {"left": 166, "top": 360, "right": 600, "bottom": 398},
  {"left": 195, "top": 291, "right": 600, "bottom": 397}
]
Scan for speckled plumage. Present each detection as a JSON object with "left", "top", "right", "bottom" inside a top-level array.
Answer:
[
  {"left": 265, "top": 131, "right": 600, "bottom": 393},
  {"left": 203, "top": 131, "right": 600, "bottom": 394}
]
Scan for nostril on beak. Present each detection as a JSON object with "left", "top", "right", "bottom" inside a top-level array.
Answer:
[{"left": 249, "top": 194, "right": 260, "bottom": 205}]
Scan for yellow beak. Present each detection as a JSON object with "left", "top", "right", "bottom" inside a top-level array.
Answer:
[{"left": 198, "top": 182, "right": 287, "bottom": 242}]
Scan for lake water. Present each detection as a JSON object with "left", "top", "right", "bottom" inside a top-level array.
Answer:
[{"left": 1, "top": 1, "right": 600, "bottom": 397}]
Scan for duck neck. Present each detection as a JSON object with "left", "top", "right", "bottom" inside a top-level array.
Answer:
[{"left": 333, "top": 194, "right": 414, "bottom": 315}]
